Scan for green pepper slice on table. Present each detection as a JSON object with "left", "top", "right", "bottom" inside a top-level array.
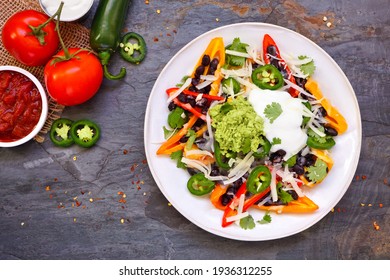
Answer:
[
  {"left": 251, "top": 64, "right": 284, "bottom": 90},
  {"left": 70, "top": 120, "right": 101, "bottom": 148},
  {"left": 306, "top": 136, "right": 335, "bottom": 150},
  {"left": 50, "top": 118, "right": 74, "bottom": 147},
  {"left": 247, "top": 165, "right": 272, "bottom": 194},
  {"left": 187, "top": 173, "right": 215, "bottom": 196},
  {"left": 120, "top": 32, "right": 147, "bottom": 64}
]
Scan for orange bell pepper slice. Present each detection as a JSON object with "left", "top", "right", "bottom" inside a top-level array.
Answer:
[
  {"left": 156, "top": 114, "right": 199, "bottom": 155},
  {"left": 191, "top": 37, "right": 225, "bottom": 96},
  {"left": 300, "top": 148, "right": 334, "bottom": 187},
  {"left": 305, "top": 78, "right": 348, "bottom": 134},
  {"left": 253, "top": 195, "right": 318, "bottom": 213},
  {"left": 210, "top": 184, "right": 228, "bottom": 211}
]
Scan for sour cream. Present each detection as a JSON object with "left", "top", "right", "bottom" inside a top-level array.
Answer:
[
  {"left": 248, "top": 88, "right": 307, "bottom": 160},
  {"left": 40, "top": 0, "right": 93, "bottom": 22}
]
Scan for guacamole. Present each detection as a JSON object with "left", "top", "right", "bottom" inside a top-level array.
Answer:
[{"left": 209, "top": 97, "right": 264, "bottom": 154}]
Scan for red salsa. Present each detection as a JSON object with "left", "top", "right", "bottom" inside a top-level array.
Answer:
[{"left": 0, "top": 70, "right": 42, "bottom": 142}]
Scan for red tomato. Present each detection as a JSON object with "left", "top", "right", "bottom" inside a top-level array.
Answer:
[
  {"left": 2, "top": 10, "right": 59, "bottom": 66},
  {"left": 44, "top": 48, "right": 103, "bottom": 106}
]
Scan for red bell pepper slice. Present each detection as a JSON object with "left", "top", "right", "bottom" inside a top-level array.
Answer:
[
  {"left": 221, "top": 182, "right": 270, "bottom": 227},
  {"left": 262, "top": 34, "right": 299, "bottom": 98},
  {"left": 166, "top": 89, "right": 207, "bottom": 121},
  {"left": 167, "top": 88, "right": 225, "bottom": 101}
]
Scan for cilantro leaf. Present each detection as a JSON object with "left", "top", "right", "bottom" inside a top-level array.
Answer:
[
  {"left": 264, "top": 102, "right": 283, "bottom": 123},
  {"left": 226, "top": 38, "right": 249, "bottom": 67},
  {"left": 271, "top": 137, "right": 281, "bottom": 145},
  {"left": 307, "top": 127, "right": 329, "bottom": 144},
  {"left": 257, "top": 211, "right": 272, "bottom": 224},
  {"left": 170, "top": 150, "right": 186, "bottom": 169},
  {"left": 306, "top": 158, "right": 328, "bottom": 183},
  {"left": 278, "top": 188, "right": 294, "bottom": 204},
  {"left": 298, "top": 55, "right": 316, "bottom": 77},
  {"left": 240, "top": 215, "right": 256, "bottom": 230}
]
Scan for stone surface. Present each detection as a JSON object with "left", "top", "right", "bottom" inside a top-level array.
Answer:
[{"left": 0, "top": 0, "right": 389, "bottom": 260}]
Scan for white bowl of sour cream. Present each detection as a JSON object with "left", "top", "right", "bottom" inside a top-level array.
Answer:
[{"left": 39, "top": 0, "right": 94, "bottom": 22}]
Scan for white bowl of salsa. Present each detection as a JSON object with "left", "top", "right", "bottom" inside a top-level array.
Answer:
[{"left": 0, "top": 66, "right": 48, "bottom": 147}]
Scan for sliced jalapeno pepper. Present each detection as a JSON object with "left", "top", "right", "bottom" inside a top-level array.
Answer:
[
  {"left": 187, "top": 173, "right": 215, "bottom": 196},
  {"left": 214, "top": 140, "right": 230, "bottom": 170},
  {"left": 251, "top": 64, "right": 284, "bottom": 90},
  {"left": 247, "top": 165, "right": 272, "bottom": 194},
  {"left": 120, "top": 32, "right": 147, "bottom": 64},
  {"left": 253, "top": 137, "right": 271, "bottom": 159},
  {"left": 50, "top": 118, "right": 74, "bottom": 147},
  {"left": 306, "top": 136, "right": 335, "bottom": 150},
  {"left": 70, "top": 120, "right": 101, "bottom": 148},
  {"left": 222, "top": 77, "right": 240, "bottom": 94}
]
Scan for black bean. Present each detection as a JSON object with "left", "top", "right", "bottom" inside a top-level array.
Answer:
[
  {"left": 191, "top": 78, "right": 200, "bottom": 86},
  {"left": 177, "top": 93, "right": 187, "bottom": 103},
  {"left": 305, "top": 154, "right": 317, "bottom": 167},
  {"left": 186, "top": 95, "right": 196, "bottom": 107},
  {"left": 276, "top": 149, "right": 287, "bottom": 157},
  {"left": 210, "top": 164, "right": 220, "bottom": 176},
  {"left": 267, "top": 45, "right": 278, "bottom": 56},
  {"left": 195, "top": 65, "right": 205, "bottom": 77},
  {"left": 318, "top": 107, "right": 327, "bottom": 117},
  {"left": 179, "top": 136, "right": 188, "bottom": 143},
  {"left": 287, "top": 190, "right": 299, "bottom": 200},
  {"left": 196, "top": 97, "right": 208, "bottom": 108},
  {"left": 199, "top": 84, "right": 211, "bottom": 94},
  {"left": 187, "top": 168, "right": 198, "bottom": 176},
  {"left": 209, "top": 58, "right": 219, "bottom": 70},
  {"left": 221, "top": 194, "right": 232, "bottom": 206},
  {"left": 324, "top": 125, "right": 338, "bottom": 136},
  {"left": 168, "top": 101, "right": 176, "bottom": 111},
  {"left": 207, "top": 68, "right": 215, "bottom": 75},
  {"left": 188, "top": 85, "right": 199, "bottom": 92},
  {"left": 202, "top": 55, "right": 210, "bottom": 66},
  {"left": 297, "top": 156, "right": 307, "bottom": 166},
  {"left": 295, "top": 77, "right": 307, "bottom": 88},
  {"left": 293, "top": 164, "right": 305, "bottom": 175}
]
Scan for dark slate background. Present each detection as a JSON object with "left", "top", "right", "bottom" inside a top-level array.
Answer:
[{"left": 0, "top": 0, "right": 388, "bottom": 260}]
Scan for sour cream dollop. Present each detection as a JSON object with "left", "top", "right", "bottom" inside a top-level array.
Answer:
[
  {"left": 248, "top": 88, "right": 307, "bottom": 160},
  {"left": 40, "top": 0, "right": 93, "bottom": 21}
]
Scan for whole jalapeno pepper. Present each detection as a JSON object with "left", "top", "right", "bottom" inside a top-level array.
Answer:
[
  {"left": 251, "top": 64, "right": 284, "bottom": 90},
  {"left": 70, "top": 119, "right": 101, "bottom": 148},
  {"left": 187, "top": 173, "right": 215, "bottom": 196},
  {"left": 120, "top": 32, "right": 147, "bottom": 64},
  {"left": 50, "top": 118, "right": 74, "bottom": 147},
  {"left": 247, "top": 165, "right": 272, "bottom": 194}
]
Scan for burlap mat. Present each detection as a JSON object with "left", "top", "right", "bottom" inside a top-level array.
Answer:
[{"left": 0, "top": 0, "right": 91, "bottom": 142}]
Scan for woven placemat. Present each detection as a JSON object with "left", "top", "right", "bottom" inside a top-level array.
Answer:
[{"left": 0, "top": 0, "right": 91, "bottom": 142}]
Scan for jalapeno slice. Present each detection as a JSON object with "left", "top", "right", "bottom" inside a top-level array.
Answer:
[
  {"left": 70, "top": 120, "right": 101, "bottom": 148},
  {"left": 214, "top": 140, "right": 230, "bottom": 169},
  {"left": 253, "top": 137, "right": 271, "bottom": 159},
  {"left": 187, "top": 173, "right": 215, "bottom": 196},
  {"left": 306, "top": 136, "right": 335, "bottom": 150},
  {"left": 222, "top": 77, "right": 240, "bottom": 94},
  {"left": 120, "top": 32, "right": 147, "bottom": 64},
  {"left": 50, "top": 118, "right": 74, "bottom": 147},
  {"left": 251, "top": 64, "right": 284, "bottom": 90},
  {"left": 247, "top": 165, "right": 272, "bottom": 194}
]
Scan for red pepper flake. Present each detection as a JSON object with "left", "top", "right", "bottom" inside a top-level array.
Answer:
[
  {"left": 137, "top": 186, "right": 141, "bottom": 190},
  {"left": 54, "top": 178, "right": 58, "bottom": 182},
  {"left": 355, "top": 175, "right": 360, "bottom": 181},
  {"left": 49, "top": 194, "right": 53, "bottom": 199},
  {"left": 130, "top": 163, "right": 139, "bottom": 172},
  {"left": 167, "top": 33, "right": 171, "bottom": 37},
  {"left": 80, "top": 190, "right": 85, "bottom": 195},
  {"left": 384, "top": 178, "right": 389, "bottom": 185},
  {"left": 173, "top": 30, "right": 177, "bottom": 34},
  {"left": 379, "top": 203, "right": 383, "bottom": 208},
  {"left": 373, "top": 221, "right": 380, "bottom": 231},
  {"left": 123, "top": 149, "right": 128, "bottom": 155},
  {"left": 45, "top": 186, "right": 51, "bottom": 191},
  {"left": 75, "top": 200, "right": 82, "bottom": 207},
  {"left": 119, "top": 198, "right": 127, "bottom": 204},
  {"left": 362, "top": 175, "right": 367, "bottom": 180},
  {"left": 142, "top": 159, "right": 147, "bottom": 164},
  {"left": 154, "top": 37, "right": 159, "bottom": 42},
  {"left": 118, "top": 191, "right": 124, "bottom": 196}
]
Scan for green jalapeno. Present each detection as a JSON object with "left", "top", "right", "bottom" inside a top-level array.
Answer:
[
  {"left": 247, "top": 165, "right": 272, "bottom": 194},
  {"left": 214, "top": 140, "right": 230, "bottom": 170},
  {"left": 251, "top": 64, "right": 284, "bottom": 90},
  {"left": 187, "top": 173, "right": 215, "bottom": 196},
  {"left": 307, "top": 136, "right": 335, "bottom": 150},
  {"left": 253, "top": 137, "right": 271, "bottom": 159},
  {"left": 120, "top": 32, "right": 147, "bottom": 64},
  {"left": 50, "top": 118, "right": 74, "bottom": 147},
  {"left": 70, "top": 119, "right": 101, "bottom": 148}
]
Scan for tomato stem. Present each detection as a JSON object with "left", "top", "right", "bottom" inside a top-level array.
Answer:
[{"left": 28, "top": 2, "right": 64, "bottom": 46}]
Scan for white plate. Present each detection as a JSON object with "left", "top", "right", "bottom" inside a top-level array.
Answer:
[{"left": 144, "top": 23, "right": 361, "bottom": 241}]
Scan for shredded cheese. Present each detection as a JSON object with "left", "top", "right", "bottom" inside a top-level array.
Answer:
[
  {"left": 225, "top": 49, "right": 251, "bottom": 58},
  {"left": 167, "top": 78, "right": 192, "bottom": 103},
  {"left": 225, "top": 211, "right": 249, "bottom": 223}
]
